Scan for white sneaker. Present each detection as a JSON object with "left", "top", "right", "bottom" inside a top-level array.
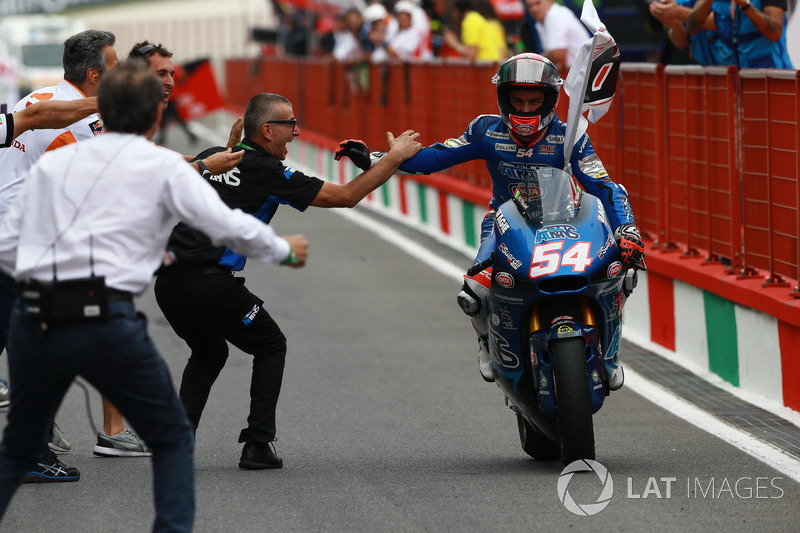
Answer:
[
  {"left": 478, "top": 336, "right": 494, "bottom": 383},
  {"left": 609, "top": 365, "right": 624, "bottom": 391}
]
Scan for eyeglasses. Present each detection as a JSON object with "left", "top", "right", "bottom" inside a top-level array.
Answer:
[
  {"left": 132, "top": 43, "right": 156, "bottom": 57},
  {"left": 267, "top": 119, "right": 298, "bottom": 130}
]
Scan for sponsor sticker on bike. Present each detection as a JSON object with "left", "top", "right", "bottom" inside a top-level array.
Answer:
[{"left": 495, "top": 271, "right": 515, "bottom": 288}]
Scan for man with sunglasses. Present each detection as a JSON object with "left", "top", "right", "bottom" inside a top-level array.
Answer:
[
  {"left": 154, "top": 93, "right": 421, "bottom": 470},
  {"left": 128, "top": 41, "right": 245, "bottom": 173}
]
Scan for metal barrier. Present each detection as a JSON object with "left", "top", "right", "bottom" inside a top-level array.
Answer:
[
  {"left": 223, "top": 57, "right": 800, "bottom": 291},
  {"left": 740, "top": 69, "right": 800, "bottom": 286}
]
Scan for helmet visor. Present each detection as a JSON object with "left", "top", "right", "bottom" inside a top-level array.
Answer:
[{"left": 494, "top": 56, "right": 562, "bottom": 88}]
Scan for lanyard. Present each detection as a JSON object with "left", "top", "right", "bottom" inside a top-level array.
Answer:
[{"left": 236, "top": 142, "right": 255, "bottom": 151}]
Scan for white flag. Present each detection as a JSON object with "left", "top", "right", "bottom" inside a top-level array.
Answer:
[{"left": 562, "top": 0, "right": 621, "bottom": 166}]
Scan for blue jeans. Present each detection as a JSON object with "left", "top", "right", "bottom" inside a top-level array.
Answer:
[{"left": 0, "top": 300, "right": 195, "bottom": 532}]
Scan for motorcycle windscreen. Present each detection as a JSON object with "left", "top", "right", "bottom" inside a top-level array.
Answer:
[{"left": 514, "top": 167, "right": 580, "bottom": 224}]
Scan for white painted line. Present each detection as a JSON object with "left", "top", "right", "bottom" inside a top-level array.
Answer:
[
  {"left": 625, "top": 367, "right": 800, "bottom": 483},
  {"left": 338, "top": 206, "right": 800, "bottom": 484}
]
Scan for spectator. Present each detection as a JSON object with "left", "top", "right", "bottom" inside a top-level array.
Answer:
[
  {"left": 443, "top": 0, "right": 506, "bottom": 61},
  {"left": 687, "top": 0, "right": 793, "bottom": 68},
  {"left": 475, "top": 0, "right": 510, "bottom": 60},
  {"left": 406, "top": 0, "right": 435, "bottom": 60},
  {"left": 365, "top": 3, "right": 395, "bottom": 62},
  {"left": 649, "top": 0, "right": 717, "bottom": 65},
  {"left": 332, "top": 8, "right": 366, "bottom": 65},
  {"left": 332, "top": 8, "right": 368, "bottom": 95},
  {"left": 386, "top": 1, "right": 424, "bottom": 61},
  {"left": 524, "top": 0, "right": 590, "bottom": 71}
]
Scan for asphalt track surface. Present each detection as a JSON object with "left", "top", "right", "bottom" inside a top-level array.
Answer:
[{"left": 1, "top": 133, "right": 799, "bottom": 532}]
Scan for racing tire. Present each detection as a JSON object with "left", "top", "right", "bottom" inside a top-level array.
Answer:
[
  {"left": 516, "top": 412, "right": 559, "bottom": 461},
  {"left": 552, "top": 337, "right": 595, "bottom": 465}
]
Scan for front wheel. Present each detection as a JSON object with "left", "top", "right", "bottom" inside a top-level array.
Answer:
[{"left": 552, "top": 337, "right": 595, "bottom": 465}]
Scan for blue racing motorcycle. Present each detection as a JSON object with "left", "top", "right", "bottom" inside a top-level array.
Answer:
[{"left": 466, "top": 167, "right": 640, "bottom": 465}]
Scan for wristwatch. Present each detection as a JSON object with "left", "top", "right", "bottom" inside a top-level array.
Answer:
[
  {"left": 741, "top": 0, "right": 752, "bottom": 11},
  {"left": 196, "top": 159, "right": 211, "bottom": 177}
]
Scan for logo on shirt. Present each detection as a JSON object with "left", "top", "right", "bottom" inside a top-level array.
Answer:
[
  {"left": 539, "top": 145, "right": 555, "bottom": 155},
  {"left": 546, "top": 135, "right": 564, "bottom": 144},
  {"left": 242, "top": 304, "right": 260, "bottom": 325},
  {"left": 487, "top": 130, "right": 510, "bottom": 140},
  {"left": 208, "top": 168, "right": 241, "bottom": 186},
  {"left": 495, "top": 143, "right": 517, "bottom": 152},
  {"left": 88, "top": 119, "right": 104, "bottom": 136}
]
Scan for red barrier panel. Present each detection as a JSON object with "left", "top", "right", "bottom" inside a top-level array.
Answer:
[
  {"left": 740, "top": 69, "right": 800, "bottom": 285},
  {"left": 618, "top": 64, "right": 664, "bottom": 243},
  {"left": 222, "top": 58, "right": 800, "bottom": 295},
  {"left": 663, "top": 65, "right": 740, "bottom": 266}
]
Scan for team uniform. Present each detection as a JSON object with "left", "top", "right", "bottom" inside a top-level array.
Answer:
[
  {"left": 0, "top": 80, "right": 104, "bottom": 222},
  {"left": 0, "top": 132, "right": 292, "bottom": 529},
  {"left": 399, "top": 112, "right": 635, "bottom": 263},
  {"left": 154, "top": 138, "right": 323, "bottom": 448},
  {"left": 0, "top": 114, "right": 12, "bottom": 148}
]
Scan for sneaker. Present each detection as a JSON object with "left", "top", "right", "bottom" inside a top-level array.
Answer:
[
  {"left": 239, "top": 441, "right": 283, "bottom": 470},
  {"left": 48, "top": 422, "right": 72, "bottom": 454},
  {"left": 0, "top": 378, "right": 8, "bottom": 408},
  {"left": 93, "top": 428, "right": 152, "bottom": 457},
  {"left": 609, "top": 365, "right": 624, "bottom": 391},
  {"left": 22, "top": 451, "right": 80, "bottom": 483},
  {"left": 478, "top": 335, "right": 494, "bottom": 383}
]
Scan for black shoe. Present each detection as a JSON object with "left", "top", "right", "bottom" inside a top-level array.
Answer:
[
  {"left": 22, "top": 451, "right": 80, "bottom": 483},
  {"left": 238, "top": 441, "right": 283, "bottom": 470}
]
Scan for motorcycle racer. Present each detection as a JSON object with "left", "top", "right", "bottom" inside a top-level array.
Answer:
[{"left": 337, "top": 53, "right": 644, "bottom": 388}]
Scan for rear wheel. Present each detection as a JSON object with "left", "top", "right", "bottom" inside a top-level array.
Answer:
[
  {"left": 552, "top": 337, "right": 595, "bottom": 465},
  {"left": 517, "top": 412, "right": 559, "bottom": 460}
]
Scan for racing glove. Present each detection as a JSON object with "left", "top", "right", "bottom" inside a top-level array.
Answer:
[
  {"left": 614, "top": 223, "right": 645, "bottom": 269},
  {"left": 334, "top": 139, "right": 371, "bottom": 171}
]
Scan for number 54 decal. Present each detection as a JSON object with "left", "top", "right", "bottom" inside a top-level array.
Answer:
[{"left": 529, "top": 241, "right": 593, "bottom": 278}]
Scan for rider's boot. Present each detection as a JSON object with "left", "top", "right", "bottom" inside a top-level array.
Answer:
[
  {"left": 477, "top": 334, "right": 494, "bottom": 383},
  {"left": 457, "top": 271, "right": 493, "bottom": 383}
]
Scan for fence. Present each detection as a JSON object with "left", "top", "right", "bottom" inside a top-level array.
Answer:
[{"left": 223, "top": 57, "right": 800, "bottom": 292}]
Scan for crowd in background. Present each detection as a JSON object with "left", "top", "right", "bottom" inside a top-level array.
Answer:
[{"left": 268, "top": 0, "right": 794, "bottom": 70}]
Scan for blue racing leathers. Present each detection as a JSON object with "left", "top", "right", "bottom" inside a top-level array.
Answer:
[{"left": 398, "top": 113, "right": 636, "bottom": 264}]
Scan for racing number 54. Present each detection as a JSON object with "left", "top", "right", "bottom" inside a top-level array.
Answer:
[{"left": 529, "top": 241, "right": 593, "bottom": 278}]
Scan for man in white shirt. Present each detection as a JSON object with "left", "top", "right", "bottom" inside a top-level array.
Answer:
[
  {"left": 0, "top": 59, "right": 308, "bottom": 532},
  {"left": 0, "top": 29, "right": 119, "bottom": 482},
  {"left": 525, "top": 0, "right": 590, "bottom": 70},
  {"left": 386, "top": 1, "right": 424, "bottom": 61}
]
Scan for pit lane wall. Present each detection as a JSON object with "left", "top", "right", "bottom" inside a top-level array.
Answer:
[{"left": 223, "top": 59, "right": 800, "bottom": 415}]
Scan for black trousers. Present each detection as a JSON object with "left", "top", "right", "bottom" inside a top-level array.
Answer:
[{"left": 154, "top": 269, "right": 286, "bottom": 444}]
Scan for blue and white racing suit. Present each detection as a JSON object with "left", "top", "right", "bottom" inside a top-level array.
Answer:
[
  {"left": 398, "top": 113, "right": 637, "bottom": 265},
  {"left": 399, "top": 113, "right": 636, "bottom": 381}
]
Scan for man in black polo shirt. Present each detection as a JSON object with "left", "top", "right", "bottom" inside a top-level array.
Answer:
[{"left": 154, "top": 92, "right": 421, "bottom": 470}]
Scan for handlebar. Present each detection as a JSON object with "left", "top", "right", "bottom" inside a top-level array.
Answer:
[{"left": 466, "top": 254, "right": 494, "bottom": 277}]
